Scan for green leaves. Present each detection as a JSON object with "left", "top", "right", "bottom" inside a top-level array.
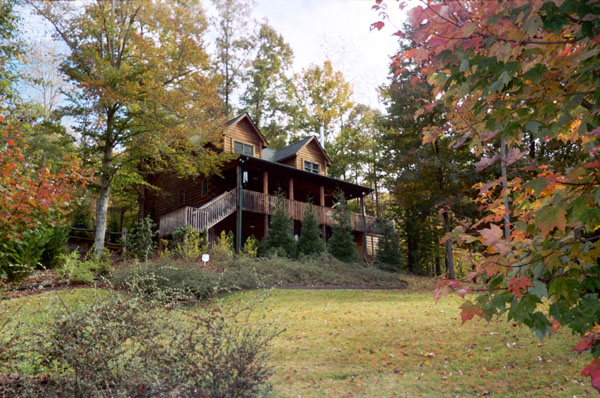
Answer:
[{"left": 535, "top": 206, "right": 566, "bottom": 237}]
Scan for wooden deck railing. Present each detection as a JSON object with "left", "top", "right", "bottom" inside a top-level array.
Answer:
[
  {"left": 240, "top": 189, "right": 389, "bottom": 234},
  {"left": 159, "top": 188, "right": 392, "bottom": 236}
]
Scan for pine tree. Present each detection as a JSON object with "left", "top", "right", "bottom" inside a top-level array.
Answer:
[
  {"left": 263, "top": 191, "right": 296, "bottom": 257},
  {"left": 328, "top": 191, "right": 358, "bottom": 263},
  {"left": 297, "top": 202, "right": 325, "bottom": 258},
  {"left": 375, "top": 221, "right": 403, "bottom": 271}
]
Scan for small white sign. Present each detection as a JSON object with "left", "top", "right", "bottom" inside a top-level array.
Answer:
[{"left": 201, "top": 253, "right": 209, "bottom": 266}]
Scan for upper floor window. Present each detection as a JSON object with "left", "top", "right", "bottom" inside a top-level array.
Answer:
[
  {"left": 201, "top": 180, "right": 208, "bottom": 196},
  {"left": 304, "top": 161, "right": 320, "bottom": 174},
  {"left": 234, "top": 141, "right": 254, "bottom": 157}
]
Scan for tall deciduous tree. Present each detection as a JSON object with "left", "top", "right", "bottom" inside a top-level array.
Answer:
[
  {"left": 32, "top": 0, "right": 227, "bottom": 256},
  {"left": 241, "top": 22, "right": 294, "bottom": 149},
  {"left": 291, "top": 60, "right": 353, "bottom": 145},
  {"left": 211, "top": 0, "right": 255, "bottom": 116}
]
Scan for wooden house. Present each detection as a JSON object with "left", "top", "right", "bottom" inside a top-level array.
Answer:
[{"left": 144, "top": 113, "right": 388, "bottom": 257}]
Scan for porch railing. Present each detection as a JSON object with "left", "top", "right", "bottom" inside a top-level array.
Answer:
[{"left": 159, "top": 188, "right": 392, "bottom": 236}]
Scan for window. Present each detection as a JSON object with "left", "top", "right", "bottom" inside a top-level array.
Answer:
[
  {"left": 201, "top": 180, "right": 208, "bottom": 196},
  {"left": 178, "top": 189, "right": 185, "bottom": 204},
  {"left": 234, "top": 141, "right": 254, "bottom": 156},
  {"left": 304, "top": 161, "right": 320, "bottom": 174}
]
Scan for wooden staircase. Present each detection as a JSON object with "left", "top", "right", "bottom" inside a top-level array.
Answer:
[{"left": 159, "top": 189, "right": 238, "bottom": 236}]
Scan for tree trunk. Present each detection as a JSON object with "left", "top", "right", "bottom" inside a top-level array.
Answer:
[
  {"left": 500, "top": 137, "right": 511, "bottom": 240},
  {"left": 137, "top": 184, "right": 145, "bottom": 222},
  {"left": 435, "top": 254, "right": 441, "bottom": 277},
  {"left": 94, "top": 112, "right": 114, "bottom": 257},
  {"left": 443, "top": 211, "right": 455, "bottom": 280},
  {"left": 94, "top": 173, "right": 110, "bottom": 257}
]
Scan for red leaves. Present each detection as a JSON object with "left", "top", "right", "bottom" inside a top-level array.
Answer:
[
  {"left": 370, "top": 21, "right": 385, "bottom": 31},
  {"left": 460, "top": 301, "right": 483, "bottom": 324},
  {"left": 573, "top": 326, "right": 600, "bottom": 353},
  {"left": 573, "top": 338, "right": 593, "bottom": 353},
  {"left": 581, "top": 359, "right": 600, "bottom": 393},
  {"left": 508, "top": 276, "right": 533, "bottom": 299},
  {"left": 392, "top": 30, "right": 406, "bottom": 38}
]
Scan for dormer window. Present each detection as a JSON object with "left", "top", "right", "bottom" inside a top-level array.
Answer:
[
  {"left": 304, "top": 161, "right": 320, "bottom": 174},
  {"left": 234, "top": 141, "right": 254, "bottom": 156}
]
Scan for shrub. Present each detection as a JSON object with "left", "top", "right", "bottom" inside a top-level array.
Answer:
[
  {"left": 56, "top": 250, "right": 111, "bottom": 284},
  {"left": 112, "top": 260, "right": 222, "bottom": 301},
  {"left": 174, "top": 225, "right": 208, "bottom": 261},
  {"left": 39, "top": 225, "right": 70, "bottom": 269},
  {"left": 375, "top": 221, "right": 403, "bottom": 271},
  {"left": 211, "top": 230, "right": 234, "bottom": 261},
  {"left": 4, "top": 293, "right": 278, "bottom": 397},
  {"left": 328, "top": 191, "right": 358, "bottom": 263},
  {"left": 126, "top": 216, "right": 156, "bottom": 261},
  {"left": 242, "top": 235, "right": 259, "bottom": 258},
  {"left": 263, "top": 191, "right": 296, "bottom": 258},
  {"left": 297, "top": 202, "right": 325, "bottom": 258}
]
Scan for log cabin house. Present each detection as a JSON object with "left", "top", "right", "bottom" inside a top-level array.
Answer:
[{"left": 144, "top": 113, "right": 389, "bottom": 258}]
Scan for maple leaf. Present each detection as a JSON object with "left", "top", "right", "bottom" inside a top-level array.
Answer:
[
  {"left": 479, "top": 224, "right": 511, "bottom": 255},
  {"left": 392, "top": 30, "right": 406, "bottom": 38},
  {"left": 581, "top": 359, "right": 600, "bottom": 393},
  {"left": 460, "top": 301, "right": 483, "bottom": 324},
  {"left": 370, "top": 21, "right": 385, "bottom": 31},
  {"left": 504, "top": 148, "right": 528, "bottom": 167},
  {"left": 508, "top": 276, "right": 533, "bottom": 299},
  {"left": 456, "top": 286, "right": 472, "bottom": 298},
  {"left": 475, "top": 154, "right": 500, "bottom": 172},
  {"left": 572, "top": 337, "right": 593, "bottom": 353},
  {"left": 535, "top": 206, "right": 566, "bottom": 237}
]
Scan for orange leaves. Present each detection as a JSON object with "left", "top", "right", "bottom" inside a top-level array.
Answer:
[
  {"left": 535, "top": 206, "right": 566, "bottom": 237},
  {"left": 479, "top": 224, "right": 511, "bottom": 256},
  {"left": 507, "top": 276, "right": 533, "bottom": 299},
  {"left": 459, "top": 301, "right": 483, "bottom": 324}
]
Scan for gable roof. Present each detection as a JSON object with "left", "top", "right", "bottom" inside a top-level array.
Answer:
[
  {"left": 225, "top": 113, "right": 269, "bottom": 147},
  {"left": 272, "top": 136, "right": 332, "bottom": 165}
]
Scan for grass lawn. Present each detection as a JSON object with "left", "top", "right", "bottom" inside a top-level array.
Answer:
[{"left": 2, "top": 275, "right": 592, "bottom": 397}]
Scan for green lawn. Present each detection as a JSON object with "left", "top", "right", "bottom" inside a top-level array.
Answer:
[{"left": 2, "top": 278, "right": 592, "bottom": 397}]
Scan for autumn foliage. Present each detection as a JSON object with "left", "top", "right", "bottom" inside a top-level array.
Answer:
[
  {"left": 374, "top": 0, "right": 600, "bottom": 392},
  {"left": 0, "top": 117, "right": 85, "bottom": 279}
]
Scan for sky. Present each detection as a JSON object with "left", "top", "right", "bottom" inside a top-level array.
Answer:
[
  {"left": 19, "top": 0, "right": 409, "bottom": 111},
  {"left": 252, "top": 0, "right": 408, "bottom": 109}
]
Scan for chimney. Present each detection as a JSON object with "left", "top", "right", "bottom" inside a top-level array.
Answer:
[{"left": 319, "top": 123, "right": 325, "bottom": 146}]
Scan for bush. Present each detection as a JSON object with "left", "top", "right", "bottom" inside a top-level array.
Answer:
[
  {"left": 0, "top": 224, "right": 68, "bottom": 282},
  {"left": 297, "top": 203, "right": 325, "bottom": 258},
  {"left": 112, "top": 259, "right": 223, "bottom": 301},
  {"left": 328, "top": 191, "right": 358, "bottom": 263},
  {"left": 242, "top": 235, "right": 259, "bottom": 258},
  {"left": 3, "top": 293, "right": 278, "bottom": 397},
  {"left": 56, "top": 250, "right": 111, "bottom": 284},
  {"left": 173, "top": 225, "right": 208, "bottom": 261},
  {"left": 263, "top": 191, "right": 296, "bottom": 258},
  {"left": 211, "top": 230, "right": 234, "bottom": 261},
  {"left": 126, "top": 216, "right": 156, "bottom": 260}
]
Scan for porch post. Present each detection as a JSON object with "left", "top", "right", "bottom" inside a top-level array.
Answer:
[
  {"left": 289, "top": 178, "right": 294, "bottom": 234},
  {"left": 263, "top": 171, "right": 268, "bottom": 235},
  {"left": 361, "top": 194, "right": 367, "bottom": 259},
  {"left": 236, "top": 163, "right": 243, "bottom": 254},
  {"left": 320, "top": 185, "right": 326, "bottom": 242}
]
